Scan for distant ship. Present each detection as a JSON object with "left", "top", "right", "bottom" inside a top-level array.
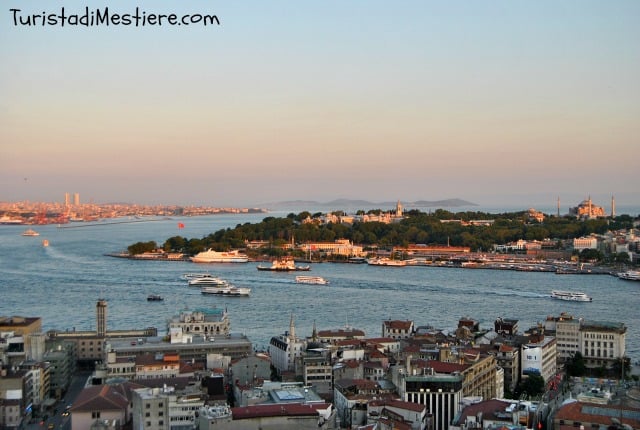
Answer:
[
  {"left": 367, "top": 257, "right": 406, "bottom": 267},
  {"left": 0, "top": 216, "right": 24, "bottom": 225},
  {"left": 257, "top": 258, "right": 310, "bottom": 272},
  {"left": 190, "top": 249, "right": 249, "bottom": 263},
  {"left": 21, "top": 228, "right": 40, "bottom": 237}
]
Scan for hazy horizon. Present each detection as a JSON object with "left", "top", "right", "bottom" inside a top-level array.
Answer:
[{"left": 2, "top": 1, "right": 638, "bottom": 208}]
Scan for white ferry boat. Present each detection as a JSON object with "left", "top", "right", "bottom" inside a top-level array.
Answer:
[
  {"left": 366, "top": 257, "right": 406, "bottom": 267},
  {"left": 550, "top": 290, "right": 592, "bottom": 302},
  {"left": 187, "top": 274, "right": 229, "bottom": 286},
  {"left": 295, "top": 276, "right": 329, "bottom": 285},
  {"left": 190, "top": 249, "right": 249, "bottom": 263},
  {"left": 617, "top": 270, "right": 640, "bottom": 282},
  {"left": 257, "top": 258, "right": 310, "bottom": 271},
  {"left": 201, "top": 285, "right": 250, "bottom": 297},
  {"left": 21, "top": 228, "right": 40, "bottom": 237}
]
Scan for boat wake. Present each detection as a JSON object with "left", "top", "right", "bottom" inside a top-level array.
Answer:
[{"left": 44, "top": 246, "right": 100, "bottom": 266}]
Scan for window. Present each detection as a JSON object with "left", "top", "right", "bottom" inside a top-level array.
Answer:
[{"left": 91, "top": 412, "right": 101, "bottom": 419}]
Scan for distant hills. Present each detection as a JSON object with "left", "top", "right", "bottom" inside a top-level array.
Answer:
[{"left": 260, "top": 198, "right": 478, "bottom": 210}]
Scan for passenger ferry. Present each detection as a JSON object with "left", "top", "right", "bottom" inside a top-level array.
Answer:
[
  {"left": 257, "top": 258, "right": 310, "bottom": 271},
  {"left": 190, "top": 249, "right": 249, "bottom": 263},
  {"left": 295, "top": 276, "right": 329, "bottom": 285},
  {"left": 617, "top": 270, "right": 640, "bottom": 282},
  {"left": 366, "top": 257, "right": 407, "bottom": 267},
  {"left": 200, "top": 285, "right": 251, "bottom": 297},
  {"left": 187, "top": 274, "right": 229, "bottom": 287},
  {"left": 550, "top": 290, "right": 592, "bottom": 302}
]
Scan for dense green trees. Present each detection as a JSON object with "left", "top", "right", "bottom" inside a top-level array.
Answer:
[
  {"left": 145, "top": 210, "right": 638, "bottom": 259},
  {"left": 127, "top": 241, "right": 158, "bottom": 255}
]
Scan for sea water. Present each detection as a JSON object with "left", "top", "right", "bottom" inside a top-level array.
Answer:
[{"left": 1, "top": 213, "right": 638, "bottom": 363}]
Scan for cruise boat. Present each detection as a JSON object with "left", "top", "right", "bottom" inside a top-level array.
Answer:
[
  {"left": 21, "top": 228, "right": 40, "bottom": 237},
  {"left": 147, "top": 294, "right": 164, "bottom": 301},
  {"left": 257, "top": 258, "right": 310, "bottom": 271},
  {"left": 201, "top": 285, "right": 251, "bottom": 297},
  {"left": 366, "top": 257, "right": 407, "bottom": 267},
  {"left": 550, "top": 290, "right": 592, "bottom": 302},
  {"left": 187, "top": 275, "right": 229, "bottom": 286},
  {"left": 295, "top": 275, "right": 329, "bottom": 285},
  {"left": 617, "top": 270, "right": 640, "bottom": 281},
  {"left": 190, "top": 249, "right": 249, "bottom": 263}
]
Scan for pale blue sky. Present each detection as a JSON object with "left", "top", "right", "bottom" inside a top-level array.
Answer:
[{"left": 1, "top": 1, "right": 638, "bottom": 208}]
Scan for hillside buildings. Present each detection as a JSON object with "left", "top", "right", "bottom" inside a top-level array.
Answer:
[{"left": 1, "top": 304, "right": 634, "bottom": 430}]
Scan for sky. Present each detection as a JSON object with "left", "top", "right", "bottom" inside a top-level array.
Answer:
[{"left": 1, "top": 1, "right": 639, "bottom": 209}]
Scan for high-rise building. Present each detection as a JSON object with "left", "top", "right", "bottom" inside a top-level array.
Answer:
[
  {"left": 73, "top": 193, "right": 80, "bottom": 206},
  {"left": 64, "top": 193, "right": 70, "bottom": 206}
]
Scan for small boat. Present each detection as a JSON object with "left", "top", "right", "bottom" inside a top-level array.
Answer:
[
  {"left": 187, "top": 275, "right": 228, "bottom": 286},
  {"left": 190, "top": 249, "right": 249, "bottom": 263},
  {"left": 550, "top": 290, "right": 592, "bottom": 302},
  {"left": 21, "top": 228, "right": 40, "bottom": 237},
  {"left": 257, "top": 258, "right": 310, "bottom": 271},
  {"left": 617, "top": 270, "right": 640, "bottom": 281},
  {"left": 147, "top": 294, "right": 164, "bottom": 301},
  {"left": 42, "top": 239, "right": 49, "bottom": 247},
  {"left": 201, "top": 285, "right": 251, "bottom": 297},
  {"left": 295, "top": 276, "right": 329, "bottom": 285}
]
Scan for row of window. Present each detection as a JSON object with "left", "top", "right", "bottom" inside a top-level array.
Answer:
[
  {"left": 584, "top": 341, "right": 614, "bottom": 348},
  {"left": 584, "top": 333, "right": 616, "bottom": 340}
]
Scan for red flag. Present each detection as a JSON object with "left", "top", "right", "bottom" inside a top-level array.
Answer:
[{"left": 178, "top": 223, "right": 185, "bottom": 229}]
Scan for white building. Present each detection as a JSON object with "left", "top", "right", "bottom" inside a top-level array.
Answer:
[
  {"left": 572, "top": 237, "right": 598, "bottom": 251},
  {"left": 269, "top": 314, "right": 306, "bottom": 375},
  {"left": 579, "top": 321, "right": 627, "bottom": 370}
]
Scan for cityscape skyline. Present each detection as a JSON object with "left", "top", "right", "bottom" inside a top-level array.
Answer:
[{"left": 2, "top": 1, "right": 639, "bottom": 207}]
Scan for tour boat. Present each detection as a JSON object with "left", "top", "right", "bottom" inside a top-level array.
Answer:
[
  {"left": 295, "top": 276, "right": 329, "bottom": 285},
  {"left": 190, "top": 249, "right": 249, "bottom": 263},
  {"left": 257, "top": 258, "right": 310, "bottom": 271},
  {"left": 201, "top": 285, "right": 251, "bottom": 297},
  {"left": 187, "top": 274, "right": 229, "bottom": 286},
  {"left": 617, "top": 270, "right": 640, "bottom": 282},
  {"left": 550, "top": 290, "right": 592, "bottom": 302}
]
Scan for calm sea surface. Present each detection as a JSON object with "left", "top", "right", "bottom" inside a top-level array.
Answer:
[{"left": 1, "top": 213, "right": 638, "bottom": 363}]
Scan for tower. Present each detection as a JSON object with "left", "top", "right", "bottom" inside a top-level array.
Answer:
[
  {"left": 96, "top": 298, "right": 107, "bottom": 337},
  {"left": 611, "top": 195, "right": 616, "bottom": 218},
  {"left": 396, "top": 200, "right": 403, "bottom": 217},
  {"left": 289, "top": 313, "right": 295, "bottom": 341},
  {"left": 557, "top": 196, "right": 560, "bottom": 217}
]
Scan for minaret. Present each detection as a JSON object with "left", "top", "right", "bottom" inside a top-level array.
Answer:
[
  {"left": 611, "top": 195, "right": 616, "bottom": 218},
  {"left": 557, "top": 196, "right": 560, "bottom": 217},
  {"left": 588, "top": 195, "right": 592, "bottom": 217},
  {"left": 96, "top": 298, "right": 107, "bottom": 337},
  {"left": 396, "top": 200, "right": 403, "bottom": 217},
  {"left": 311, "top": 320, "right": 318, "bottom": 342},
  {"left": 289, "top": 313, "right": 295, "bottom": 341}
]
